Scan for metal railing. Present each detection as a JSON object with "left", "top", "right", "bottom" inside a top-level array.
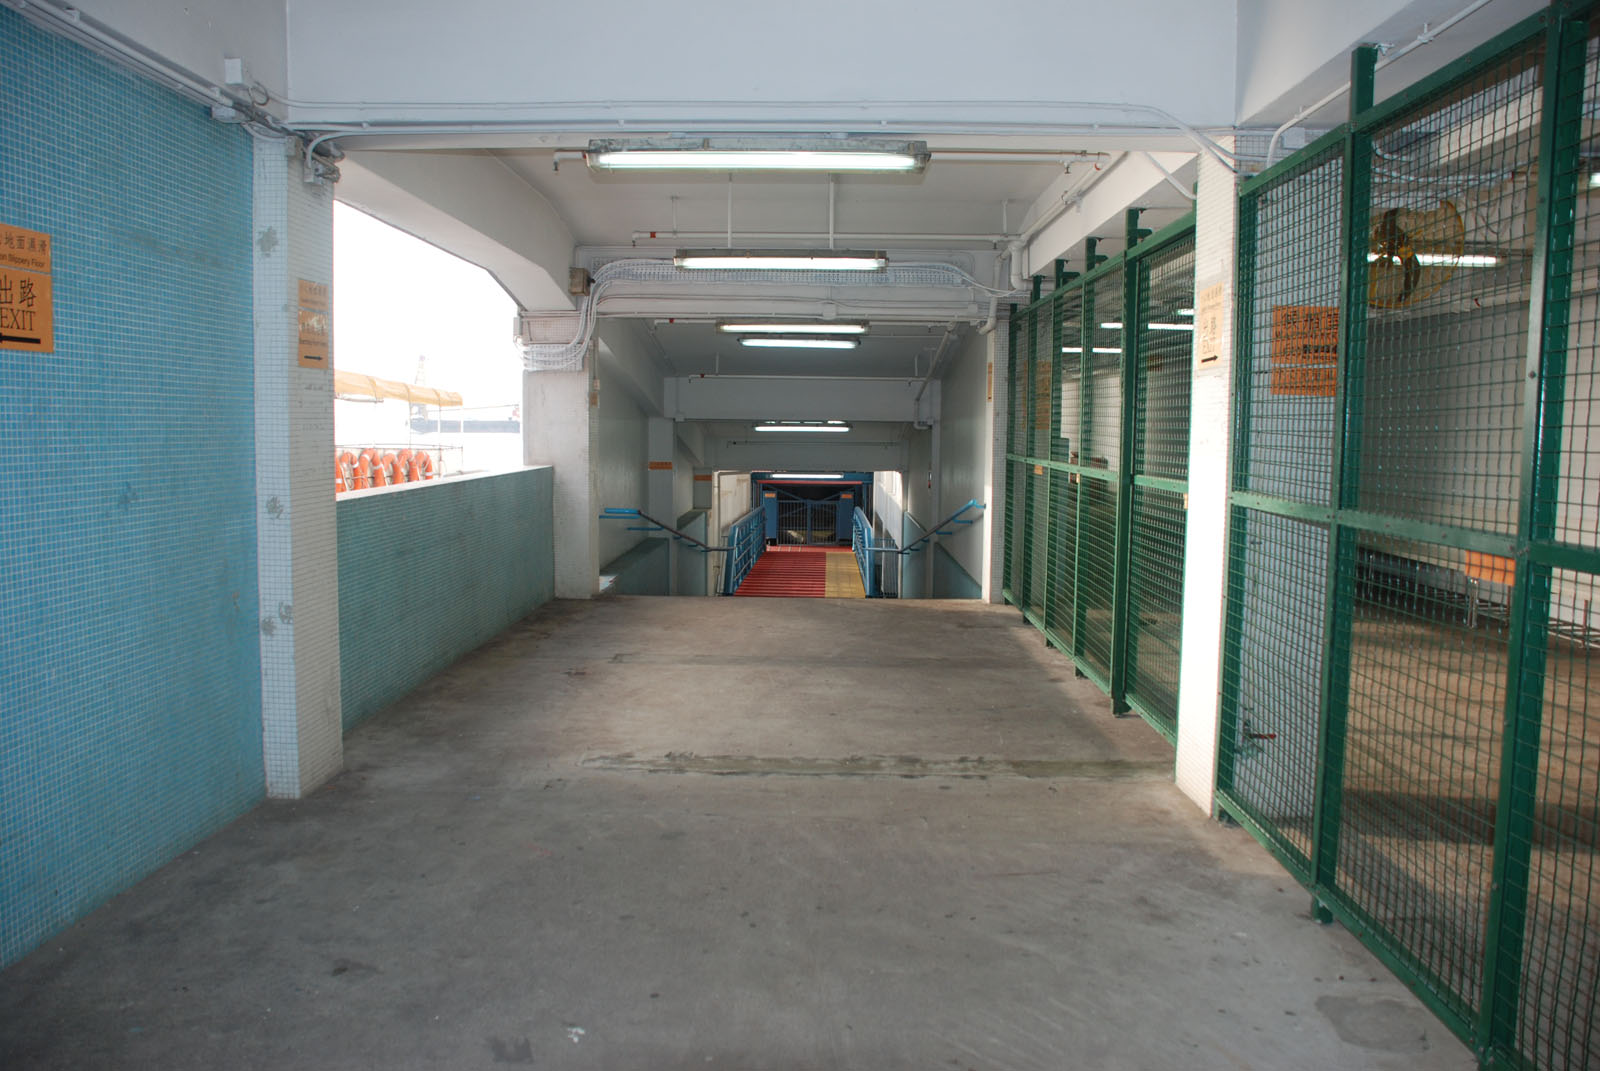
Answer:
[
  {"left": 850, "top": 507, "right": 879, "bottom": 597},
  {"left": 856, "top": 500, "right": 985, "bottom": 598},
  {"left": 721, "top": 507, "right": 766, "bottom": 595},
  {"left": 600, "top": 507, "right": 759, "bottom": 596}
]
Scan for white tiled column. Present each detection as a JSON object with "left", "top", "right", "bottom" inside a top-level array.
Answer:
[
  {"left": 253, "top": 138, "right": 342, "bottom": 798},
  {"left": 1174, "top": 140, "right": 1238, "bottom": 814}
]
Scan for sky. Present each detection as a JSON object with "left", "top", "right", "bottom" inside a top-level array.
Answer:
[
  {"left": 332, "top": 202, "right": 525, "bottom": 472},
  {"left": 332, "top": 201, "right": 523, "bottom": 409}
]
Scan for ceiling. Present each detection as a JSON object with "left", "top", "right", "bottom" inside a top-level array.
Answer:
[{"left": 488, "top": 141, "right": 1199, "bottom": 382}]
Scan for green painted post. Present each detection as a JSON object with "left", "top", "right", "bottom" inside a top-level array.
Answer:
[
  {"left": 1109, "top": 212, "right": 1144, "bottom": 713},
  {"left": 1085, "top": 237, "right": 1108, "bottom": 270},
  {"left": 1477, "top": 11, "right": 1585, "bottom": 1063},
  {"left": 1031, "top": 275, "right": 1043, "bottom": 303},
  {"left": 1308, "top": 43, "right": 1378, "bottom": 908},
  {"left": 1217, "top": 191, "right": 1261, "bottom": 796},
  {"left": 1020, "top": 306, "right": 1040, "bottom": 620},
  {"left": 1124, "top": 207, "right": 1152, "bottom": 251},
  {"left": 1006, "top": 307, "right": 1021, "bottom": 608}
]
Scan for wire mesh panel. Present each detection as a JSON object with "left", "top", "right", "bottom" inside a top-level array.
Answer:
[
  {"left": 1055, "top": 291, "right": 1084, "bottom": 465},
  {"left": 1045, "top": 469, "right": 1078, "bottom": 650},
  {"left": 1334, "top": 536, "right": 1510, "bottom": 1023},
  {"left": 1126, "top": 486, "right": 1186, "bottom": 726},
  {"left": 1357, "top": 46, "right": 1543, "bottom": 537},
  {"left": 1134, "top": 238, "right": 1195, "bottom": 481},
  {"left": 1126, "top": 238, "right": 1194, "bottom": 730},
  {"left": 1512, "top": 568, "right": 1600, "bottom": 1070},
  {"left": 1075, "top": 269, "right": 1125, "bottom": 681},
  {"left": 1029, "top": 307, "right": 1054, "bottom": 461},
  {"left": 1026, "top": 466, "right": 1049, "bottom": 622},
  {"left": 1237, "top": 149, "right": 1343, "bottom": 506},
  {"left": 1221, "top": 510, "right": 1329, "bottom": 871},
  {"left": 1006, "top": 458, "right": 1026, "bottom": 601}
]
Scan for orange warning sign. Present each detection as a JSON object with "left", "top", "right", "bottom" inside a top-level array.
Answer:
[
  {"left": 1, "top": 223, "right": 54, "bottom": 354},
  {"left": 647, "top": 461, "right": 673, "bottom": 471},
  {"left": 1464, "top": 551, "right": 1515, "bottom": 586},
  {"left": 297, "top": 278, "right": 330, "bottom": 368},
  {"left": 1270, "top": 305, "right": 1338, "bottom": 396}
]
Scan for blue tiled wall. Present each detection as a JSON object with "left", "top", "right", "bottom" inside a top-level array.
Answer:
[
  {"left": 0, "top": 11, "right": 262, "bottom": 966},
  {"left": 337, "top": 468, "right": 555, "bottom": 730}
]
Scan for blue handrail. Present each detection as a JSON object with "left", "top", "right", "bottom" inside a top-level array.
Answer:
[
  {"left": 721, "top": 507, "right": 766, "bottom": 595},
  {"left": 850, "top": 507, "right": 879, "bottom": 597},
  {"left": 898, "top": 499, "right": 986, "bottom": 556}
]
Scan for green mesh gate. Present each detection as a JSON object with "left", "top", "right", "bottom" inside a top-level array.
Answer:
[
  {"left": 1003, "top": 218, "right": 1196, "bottom": 739},
  {"left": 1218, "top": 9, "right": 1600, "bottom": 1068}
]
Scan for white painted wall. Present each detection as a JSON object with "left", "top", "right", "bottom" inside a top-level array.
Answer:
[
  {"left": 285, "top": 0, "right": 1237, "bottom": 128},
  {"left": 65, "top": 0, "right": 287, "bottom": 99},
  {"left": 935, "top": 331, "right": 992, "bottom": 594},
  {"left": 596, "top": 362, "right": 649, "bottom": 569}
]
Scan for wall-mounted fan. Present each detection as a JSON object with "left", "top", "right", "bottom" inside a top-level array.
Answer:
[{"left": 1367, "top": 200, "right": 1467, "bottom": 309}]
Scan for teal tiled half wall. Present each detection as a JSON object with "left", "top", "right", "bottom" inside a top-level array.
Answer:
[{"left": 337, "top": 468, "right": 556, "bottom": 730}]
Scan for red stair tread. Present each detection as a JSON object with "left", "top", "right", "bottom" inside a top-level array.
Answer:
[{"left": 735, "top": 546, "right": 827, "bottom": 597}]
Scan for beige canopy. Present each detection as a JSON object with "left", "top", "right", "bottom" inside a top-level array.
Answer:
[{"left": 334, "top": 369, "right": 463, "bottom": 407}]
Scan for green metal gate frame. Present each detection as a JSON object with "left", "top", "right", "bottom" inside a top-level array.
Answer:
[
  {"left": 1217, "top": 5, "right": 1600, "bottom": 1067},
  {"left": 1003, "top": 213, "right": 1196, "bottom": 742}
]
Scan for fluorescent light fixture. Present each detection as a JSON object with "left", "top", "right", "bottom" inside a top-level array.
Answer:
[
  {"left": 775, "top": 473, "right": 844, "bottom": 480},
  {"left": 1062, "top": 347, "right": 1123, "bottom": 354},
  {"left": 587, "top": 138, "right": 928, "bottom": 173},
  {"left": 718, "top": 322, "right": 867, "bottom": 335},
  {"left": 740, "top": 336, "right": 859, "bottom": 350},
  {"left": 676, "top": 249, "right": 888, "bottom": 271},
  {"left": 1589, "top": 172, "right": 1600, "bottom": 189},
  {"left": 1367, "top": 251, "right": 1501, "bottom": 267},
  {"left": 753, "top": 420, "right": 851, "bottom": 433},
  {"left": 1177, "top": 308, "right": 1196, "bottom": 317},
  {"left": 1101, "top": 320, "right": 1190, "bottom": 331}
]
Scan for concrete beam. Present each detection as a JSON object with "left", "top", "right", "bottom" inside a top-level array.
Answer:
[
  {"left": 338, "top": 150, "right": 575, "bottom": 311},
  {"left": 668, "top": 377, "right": 932, "bottom": 424},
  {"left": 595, "top": 321, "right": 667, "bottom": 417},
  {"left": 706, "top": 438, "right": 909, "bottom": 473},
  {"left": 1021, "top": 152, "right": 1196, "bottom": 275}
]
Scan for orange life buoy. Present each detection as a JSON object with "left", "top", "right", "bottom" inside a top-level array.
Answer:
[
  {"left": 415, "top": 451, "right": 434, "bottom": 480},
  {"left": 380, "top": 452, "right": 400, "bottom": 486},
  {"left": 335, "top": 451, "right": 356, "bottom": 493},
  {"left": 363, "top": 449, "right": 384, "bottom": 488},
  {"left": 396, "top": 449, "right": 413, "bottom": 485}
]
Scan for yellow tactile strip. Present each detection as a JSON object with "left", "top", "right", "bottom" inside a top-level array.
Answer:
[{"left": 824, "top": 551, "right": 866, "bottom": 598}]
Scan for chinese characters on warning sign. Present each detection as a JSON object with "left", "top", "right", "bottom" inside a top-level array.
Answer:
[
  {"left": 0, "top": 222, "right": 54, "bottom": 353},
  {"left": 1269, "top": 304, "right": 1339, "bottom": 396}
]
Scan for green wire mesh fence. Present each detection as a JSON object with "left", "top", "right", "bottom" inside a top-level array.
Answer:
[
  {"left": 1002, "top": 220, "right": 1195, "bottom": 736},
  {"left": 1216, "top": 9, "right": 1600, "bottom": 1068}
]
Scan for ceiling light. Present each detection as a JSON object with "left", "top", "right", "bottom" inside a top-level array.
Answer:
[
  {"left": 740, "top": 336, "right": 859, "bottom": 350},
  {"left": 718, "top": 322, "right": 868, "bottom": 335},
  {"left": 1177, "top": 308, "right": 1196, "bottom": 317},
  {"left": 1061, "top": 347, "right": 1123, "bottom": 354},
  {"left": 774, "top": 473, "right": 844, "bottom": 480},
  {"left": 1101, "top": 321, "right": 1124, "bottom": 330},
  {"left": 1589, "top": 172, "right": 1600, "bottom": 189},
  {"left": 1148, "top": 323, "right": 1195, "bottom": 331},
  {"left": 676, "top": 249, "right": 888, "bottom": 271},
  {"left": 587, "top": 138, "right": 928, "bottom": 173},
  {"left": 754, "top": 421, "right": 851, "bottom": 433}
]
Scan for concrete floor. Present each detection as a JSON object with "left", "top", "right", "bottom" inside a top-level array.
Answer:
[{"left": 0, "top": 597, "right": 1475, "bottom": 1070}]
